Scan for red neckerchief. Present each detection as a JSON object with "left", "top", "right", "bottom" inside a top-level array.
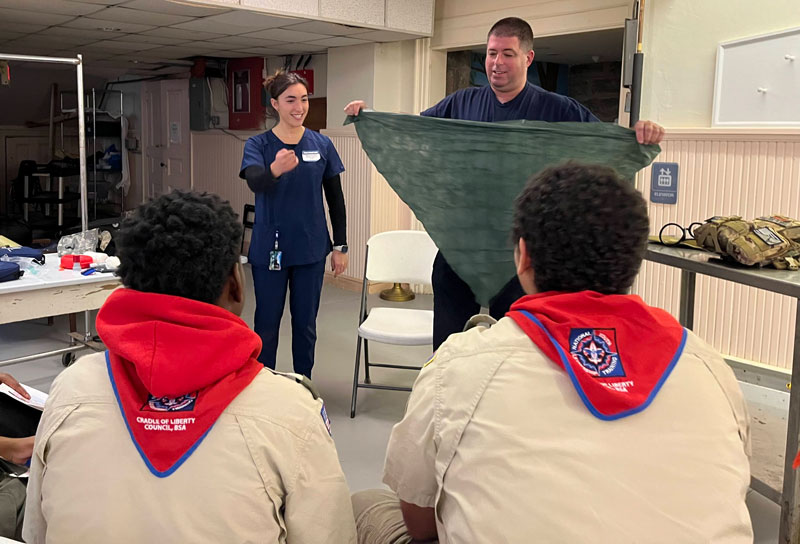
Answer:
[
  {"left": 508, "top": 291, "right": 686, "bottom": 420},
  {"left": 97, "top": 289, "right": 263, "bottom": 477}
]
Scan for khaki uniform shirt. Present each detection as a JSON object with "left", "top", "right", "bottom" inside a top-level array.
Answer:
[
  {"left": 23, "top": 352, "right": 356, "bottom": 544},
  {"left": 384, "top": 317, "right": 752, "bottom": 543}
]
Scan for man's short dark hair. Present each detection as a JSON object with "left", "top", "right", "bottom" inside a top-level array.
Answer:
[
  {"left": 512, "top": 162, "right": 649, "bottom": 294},
  {"left": 488, "top": 17, "right": 534, "bottom": 52},
  {"left": 116, "top": 190, "right": 242, "bottom": 304}
]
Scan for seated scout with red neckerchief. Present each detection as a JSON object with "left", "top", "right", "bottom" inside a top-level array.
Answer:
[
  {"left": 352, "top": 162, "right": 752, "bottom": 544},
  {"left": 24, "top": 190, "right": 356, "bottom": 544}
]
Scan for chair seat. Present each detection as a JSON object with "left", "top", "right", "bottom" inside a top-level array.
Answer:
[{"left": 358, "top": 307, "right": 433, "bottom": 345}]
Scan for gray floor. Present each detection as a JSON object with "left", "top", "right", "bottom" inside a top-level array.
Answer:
[{"left": 0, "top": 265, "right": 782, "bottom": 541}]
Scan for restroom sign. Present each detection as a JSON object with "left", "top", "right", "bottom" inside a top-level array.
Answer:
[{"left": 650, "top": 162, "right": 679, "bottom": 204}]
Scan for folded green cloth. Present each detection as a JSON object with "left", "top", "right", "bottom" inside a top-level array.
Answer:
[{"left": 346, "top": 111, "right": 660, "bottom": 305}]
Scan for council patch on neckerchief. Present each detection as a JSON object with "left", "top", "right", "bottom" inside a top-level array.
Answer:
[
  {"left": 569, "top": 329, "right": 625, "bottom": 378},
  {"left": 106, "top": 351, "right": 263, "bottom": 477},
  {"left": 508, "top": 292, "right": 687, "bottom": 420},
  {"left": 143, "top": 392, "right": 197, "bottom": 412}
]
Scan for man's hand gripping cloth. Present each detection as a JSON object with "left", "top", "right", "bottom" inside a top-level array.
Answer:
[
  {"left": 508, "top": 291, "right": 687, "bottom": 419},
  {"left": 346, "top": 111, "right": 661, "bottom": 306},
  {"left": 96, "top": 289, "right": 263, "bottom": 477}
]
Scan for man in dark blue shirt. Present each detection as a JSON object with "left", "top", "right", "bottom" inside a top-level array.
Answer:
[{"left": 346, "top": 17, "right": 664, "bottom": 352}]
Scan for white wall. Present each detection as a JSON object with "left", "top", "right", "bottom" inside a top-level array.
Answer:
[
  {"left": 432, "top": 0, "right": 631, "bottom": 50},
  {"left": 326, "top": 43, "right": 376, "bottom": 130},
  {"left": 373, "top": 41, "right": 418, "bottom": 113},
  {"left": 640, "top": 0, "right": 800, "bottom": 127}
]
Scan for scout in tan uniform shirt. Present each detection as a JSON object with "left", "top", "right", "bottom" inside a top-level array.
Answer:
[
  {"left": 23, "top": 191, "right": 356, "bottom": 544},
  {"left": 353, "top": 163, "right": 752, "bottom": 543}
]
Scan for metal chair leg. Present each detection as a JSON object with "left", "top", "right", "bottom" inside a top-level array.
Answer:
[
  {"left": 364, "top": 339, "right": 371, "bottom": 384},
  {"left": 351, "top": 335, "right": 363, "bottom": 418}
]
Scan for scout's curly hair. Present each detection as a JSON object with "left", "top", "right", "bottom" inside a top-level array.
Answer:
[
  {"left": 116, "top": 190, "right": 242, "bottom": 304},
  {"left": 512, "top": 162, "right": 649, "bottom": 294}
]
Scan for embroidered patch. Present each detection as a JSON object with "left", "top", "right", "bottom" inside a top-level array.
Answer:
[
  {"left": 758, "top": 215, "right": 794, "bottom": 228},
  {"left": 142, "top": 392, "right": 197, "bottom": 412},
  {"left": 569, "top": 329, "right": 625, "bottom": 378},
  {"left": 320, "top": 404, "right": 332, "bottom": 436},
  {"left": 753, "top": 226, "right": 784, "bottom": 247}
]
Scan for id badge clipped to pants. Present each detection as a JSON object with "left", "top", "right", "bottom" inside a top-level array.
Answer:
[{"left": 269, "top": 230, "right": 282, "bottom": 271}]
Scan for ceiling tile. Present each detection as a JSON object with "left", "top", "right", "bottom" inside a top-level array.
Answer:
[
  {"left": 114, "top": 57, "right": 175, "bottom": 67},
  {"left": 207, "top": 35, "right": 283, "bottom": 47},
  {"left": 9, "top": 34, "right": 96, "bottom": 47},
  {"left": 121, "top": 0, "right": 230, "bottom": 17},
  {"left": 240, "top": 0, "right": 316, "bottom": 16},
  {"left": 0, "top": 0, "right": 105, "bottom": 16},
  {"left": 78, "top": 42, "right": 129, "bottom": 54},
  {"left": 0, "top": 31, "right": 25, "bottom": 41},
  {"left": 109, "top": 33, "right": 189, "bottom": 45},
  {"left": 63, "top": 0, "right": 127, "bottom": 5},
  {"left": 201, "top": 10, "right": 302, "bottom": 29},
  {"left": 39, "top": 26, "right": 113, "bottom": 41},
  {"left": 90, "top": 40, "right": 162, "bottom": 51},
  {"left": 306, "top": 36, "right": 370, "bottom": 48},
  {"left": 182, "top": 40, "right": 234, "bottom": 51},
  {"left": 351, "top": 29, "right": 419, "bottom": 42},
  {"left": 214, "top": 50, "right": 261, "bottom": 58},
  {"left": 63, "top": 17, "right": 156, "bottom": 33},
  {"left": 270, "top": 42, "right": 327, "bottom": 53},
  {"left": 230, "top": 47, "right": 286, "bottom": 56},
  {"left": 168, "top": 18, "right": 249, "bottom": 35},
  {"left": 140, "top": 27, "right": 224, "bottom": 41},
  {"left": 240, "top": 28, "right": 328, "bottom": 42},
  {"left": 283, "top": 20, "right": 369, "bottom": 36},
  {"left": 136, "top": 46, "right": 200, "bottom": 60},
  {"left": 0, "top": 7, "right": 75, "bottom": 26},
  {"left": 87, "top": 6, "right": 193, "bottom": 26},
  {"left": 0, "top": 23, "right": 47, "bottom": 35},
  {"left": 169, "top": 18, "right": 269, "bottom": 35}
]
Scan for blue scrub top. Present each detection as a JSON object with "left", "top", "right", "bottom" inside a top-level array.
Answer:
[
  {"left": 420, "top": 82, "right": 600, "bottom": 123},
  {"left": 240, "top": 129, "right": 345, "bottom": 267}
]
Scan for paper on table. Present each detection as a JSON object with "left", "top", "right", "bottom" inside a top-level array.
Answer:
[{"left": 0, "top": 383, "right": 47, "bottom": 410}]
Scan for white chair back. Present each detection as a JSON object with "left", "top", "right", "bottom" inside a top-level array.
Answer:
[{"left": 365, "top": 230, "right": 438, "bottom": 285}]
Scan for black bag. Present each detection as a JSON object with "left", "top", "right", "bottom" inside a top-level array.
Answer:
[
  {"left": 0, "top": 247, "right": 45, "bottom": 265},
  {"left": 0, "top": 262, "right": 22, "bottom": 283},
  {"left": 0, "top": 394, "right": 40, "bottom": 438}
]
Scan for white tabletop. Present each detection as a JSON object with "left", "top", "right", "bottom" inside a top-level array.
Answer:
[{"left": 0, "top": 256, "right": 119, "bottom": 296}]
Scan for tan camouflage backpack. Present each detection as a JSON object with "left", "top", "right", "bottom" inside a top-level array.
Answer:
[{"left": 693, "top": 215, "right": 800, "bottom": 270}]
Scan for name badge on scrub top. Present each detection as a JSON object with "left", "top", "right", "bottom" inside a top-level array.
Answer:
[{"left": 302, "top": 150, "right": 321, "bottom": 162}]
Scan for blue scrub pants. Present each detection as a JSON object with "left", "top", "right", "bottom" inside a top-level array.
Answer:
[{"left": 252, "top": 258, "right": 326, "bottom": 378}]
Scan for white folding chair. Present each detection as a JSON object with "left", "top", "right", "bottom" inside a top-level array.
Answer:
[{"left": 350, "top": 230, "right": 438, "bottom": 417}]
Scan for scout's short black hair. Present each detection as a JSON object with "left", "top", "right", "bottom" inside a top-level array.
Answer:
[
  {"left": 488, "top": 17, "right": 534, "bottom": 52},
  {"left": 116, "top": 190, "right": 242, "bottom": 304},
  {"left": 512, "top": 162, "right": 649, "bottom": 294}
]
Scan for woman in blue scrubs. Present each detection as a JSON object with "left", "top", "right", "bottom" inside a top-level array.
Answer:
[{"left": 239, "top": 70, "right": 348, "bottom": 378}]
